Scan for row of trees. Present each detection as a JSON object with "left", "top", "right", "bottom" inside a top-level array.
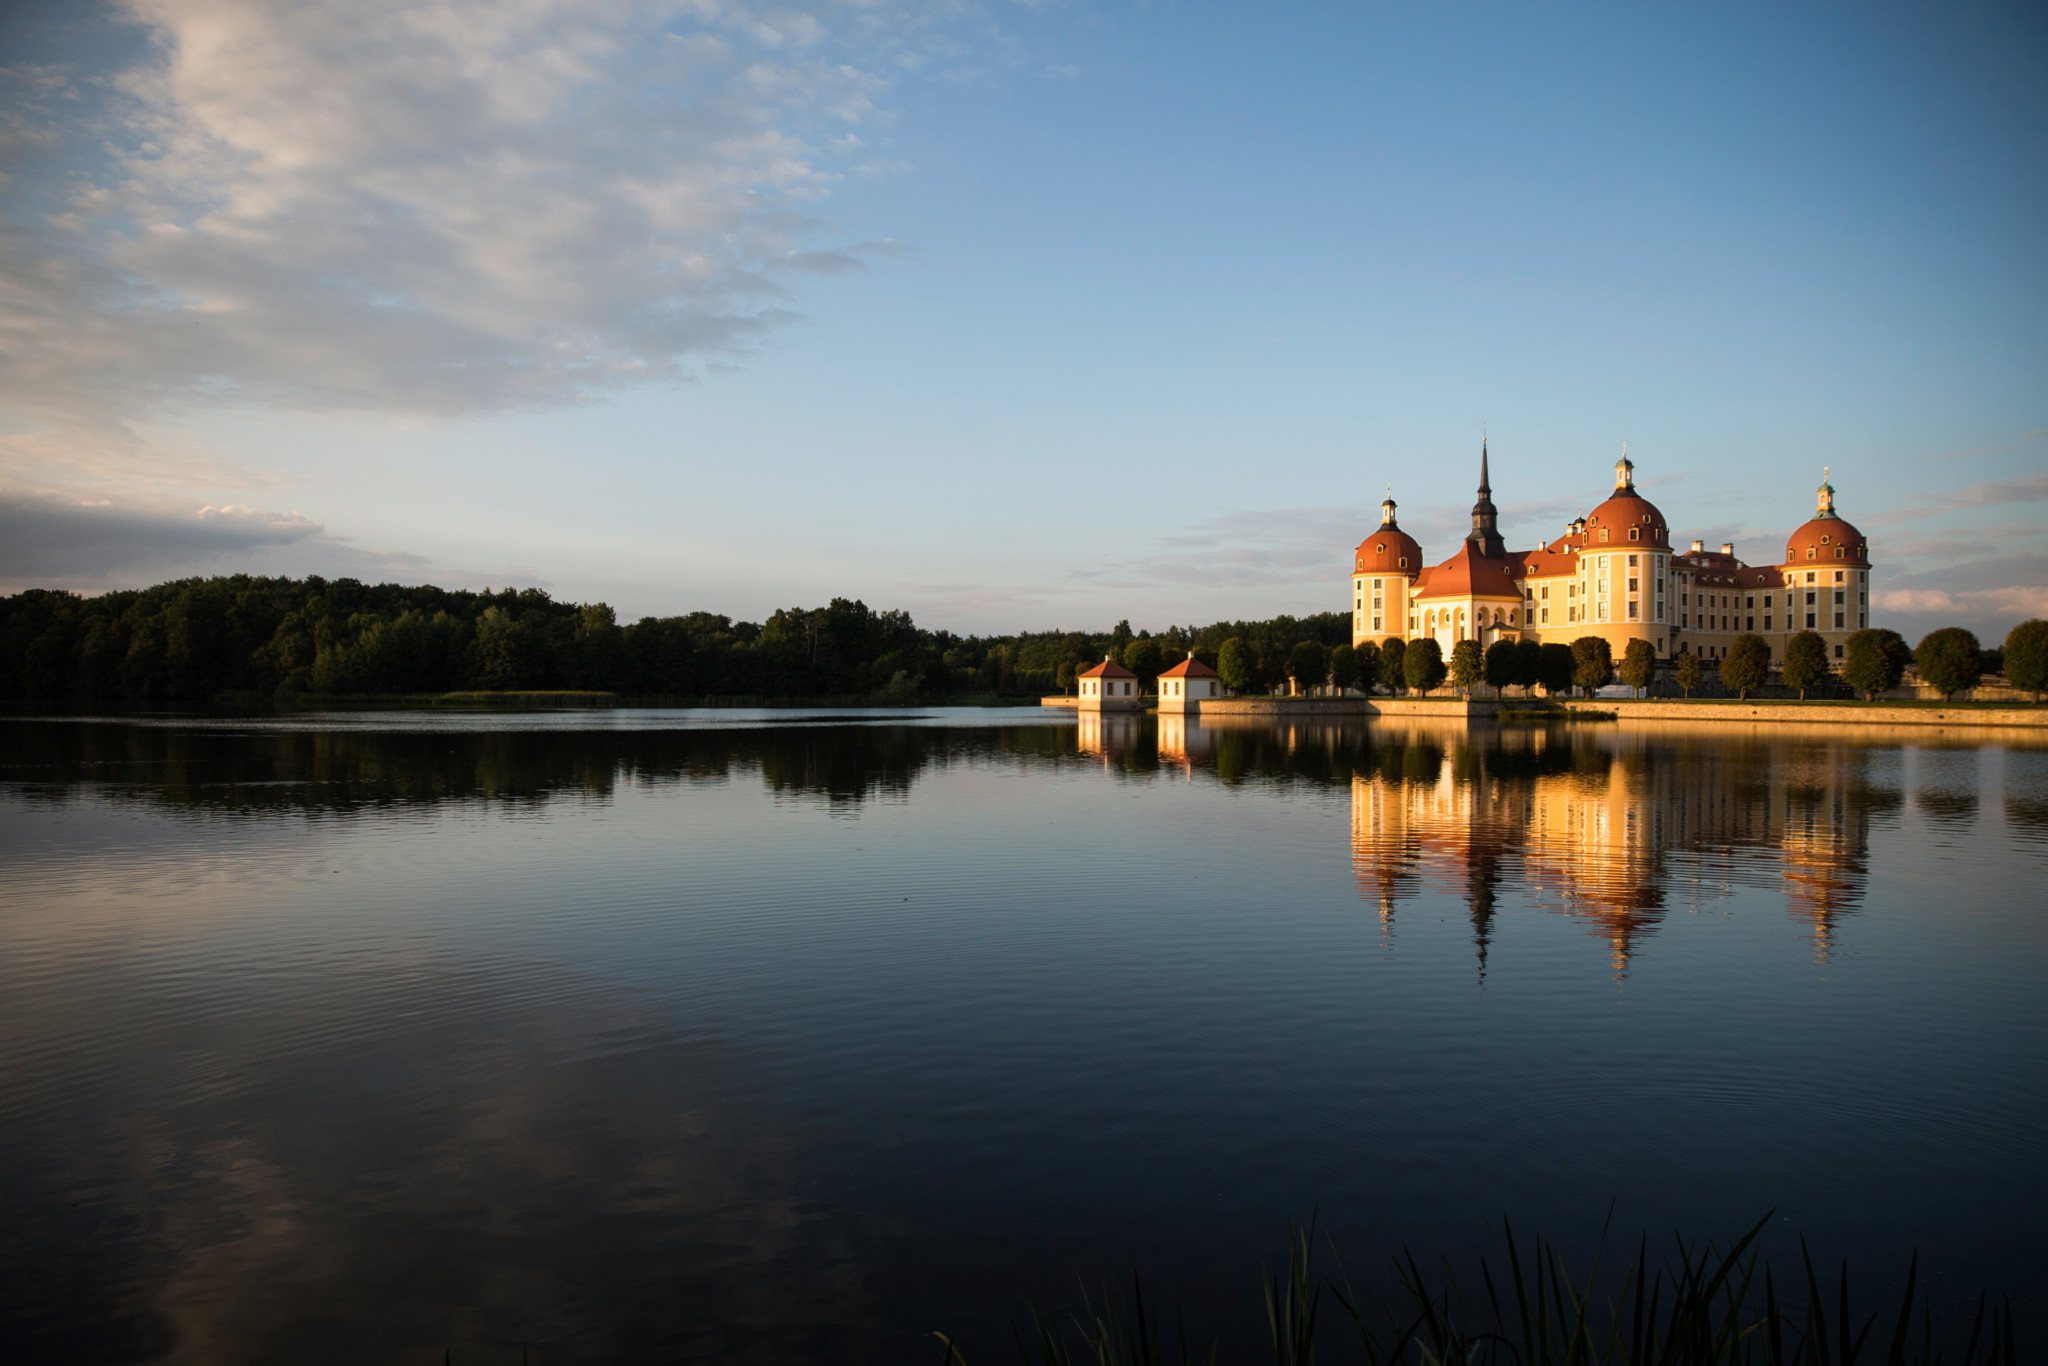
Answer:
[
  {"left": 6, "top": 575, "right": 2040, "bottom": 704},
  {"left": 0, "top": 578, "right": 1361, "bottom": 703}
]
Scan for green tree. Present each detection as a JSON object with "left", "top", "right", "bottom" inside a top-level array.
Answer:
[
  {"left": 1538, "top": 642, "right": 1575, "bottom": 696},
  {"left": 1915, "top": 627, "right": 1983, "bottom": 700},
  {"left": 1513, "top": 638, "right": 1543, "bottom": 694},
  {"left": 1328, "top": 642, "right": 1359, "bottom": 692},
  {"left": 1055, "top": 660, "right": 1077, "bottom": 695},
  {"left": 1450, "top": 639, "right": 1483, "bottom": 694},
  {"left": 1404, "top": 637, "right": 1447, "bottom": 694},
  {"left": 2005, "top": 619, "right": 2048, "bottom": 700},
  {"left": 1378, "top": 637, "right": 1407, "bottom": 694},
  {"left": 1675, "top": 652, "right": 1702, "bottom": 698},
  {"left": 1618, "top": 638, "right": 1656, "bottom": 697},
  {"left": 1122, "top": 637, "right": 1165, "bottom": 689},
  {"left": 1782, "top": 630, "right": 1830, "bottom": 699},
  {"left": 1483, "top": 639, "right": 1520, "bottom": 696},
  {"left": 1217, "top": 637, "right": 1255, "bottom": 694},
  {"left": 1722, "top": 633, "right": 1772, "bottom": 700},
  {"left": 1352, "top": 640, "right": 1380, "bottom": 694},
  {"left": 1570, "top": 636, "right": 1613, "bottom": 695},
  {"left": 1843, "top": 628, "right": 1911, "bottom": 700},
  {"left": 1289, "top": 639, "right": 1329, "bottom": 694}
]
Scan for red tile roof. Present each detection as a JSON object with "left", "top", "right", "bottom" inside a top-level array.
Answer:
[
  {"left": 1079, "top": 657, "right": 1137, "bottom": 679},
  {"left": 1158, "top": 653, "right": 1219, "bottom": 679},
  {"left": 1411, "top": 543, "right": 1523, "bottom": 601}
]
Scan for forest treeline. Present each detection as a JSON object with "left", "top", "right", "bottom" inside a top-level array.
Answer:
[{"left": 0, "top": 575, "right": 1354, "bottom": 703}]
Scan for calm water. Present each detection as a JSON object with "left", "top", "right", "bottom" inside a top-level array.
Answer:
[{"left": 2, "top": 708, "right": 2045, "bottom": 1362}]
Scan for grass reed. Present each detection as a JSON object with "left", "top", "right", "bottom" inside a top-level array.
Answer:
[{"left": 936, "top": 1214, "right": 2017, "bottom": 1365}]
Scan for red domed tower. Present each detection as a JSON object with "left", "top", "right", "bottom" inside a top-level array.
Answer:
[
  {"left": 1780, "top": 469, "right": 1871, "bottom": 650},
  {"left": 1581, "top": 447, "right": 1669, "bottom": 551},
  {"left": 1352, "top": 490, "right": 1425, "bottom": 645}
]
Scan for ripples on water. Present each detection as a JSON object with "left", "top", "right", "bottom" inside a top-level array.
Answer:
[{"left": 1, "top": 708, "right": 2044, "bottom": 1362}]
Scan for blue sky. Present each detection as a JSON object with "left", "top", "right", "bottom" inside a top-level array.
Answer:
[{"left": 1, "top": 1, "right": 2043, "bottom": 639}]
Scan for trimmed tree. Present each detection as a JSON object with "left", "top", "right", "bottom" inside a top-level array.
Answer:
[
  {"left": 2004, "top": 620, "right": 2048, "bottom": 701},
  {"left": 1378, "top": 637, "right": 1407, "bottom": 694},
  {"left": 1514, "top": 637, "right": 1544, "bottom": 695},
  {"left": 1405, "top": 637, "right": 1447, "bottom": 694},
  {"left": 1450, "top": 639, "right": 1483, "bottom": 694},
  {"left": 1722, "top": 633, "right": 1772, "bottom": 700},
  {"left": 1483, "top": 639, "right": 1521, "bottom": 698},
  {"left": 1843, "top": 628, "right": 1911, "bottom": 701},
  {"left": 1328, "top": 642, "right": 1359, "bottom": 693},
  {"left": 1570, "top": 636, "right": 1613, "bottom": 696},
  {"left": 1216, "top": 637, "right": 1255, "bottom": 695},
  {"left": 1538, "top": 642, "right": 1576, "bottom": 697},
  {"left": 1675, "top": 652, "right": 1702, "bottom": 698},
  {"left": 1782, "top": 630, "right": 1830, "bottom": 700},
  {"left": 1619, "top": 638, "right": 1656, "bottom": 698},
  {"left": 1289, "top": 639, "right": 1329, "bottom": 695},
  {"left": 1915, "top": 627, "right": 1983, "bottom": 700},
  {"left": 1352, "top": 640, "right": 1381, "bottom": 695}
]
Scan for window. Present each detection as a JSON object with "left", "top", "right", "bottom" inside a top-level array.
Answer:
[
  {"left": 1629, "top": 527, "right": 1640, "bottom": 541},
  {"left": 1746, "top": 596, "right": 1754, "bottom": 608},
  {"left": 1764, "top": 616, "right": 1773, "bottom": 631},
  {"left": 1399, "top": 557, "right": 1408, "bottom": 569},
  {"left": 1807, "top": 548, "right": 1816, "bottom": 560},
  {"left": 1372, "top": 616, "right": 1381, "bottom": 631},
  {"left": 1805, "top": 591, "right": 1816, "bottom": 605},
  {"left": 1628, "top": 601, "right": 1639, "bottom": 620},
  {"left": 1601, "top": 528, "right": 1609, "bottom": 542},
  {"left": 1835, "top": 612, "right": 1844, "bottom": 629},
  {"left": 1541, "top": 609, "right": 1550, "bottom": 624},
  {"left": 1376, "top": 543, "right": 1385, "bottom": 553},
  {"left": 1806, "top": 613, "right": 1816, "bottom": 629},
  {"left": 1821, "top": 534, "right": 1830, "bottom": 545},
  {"left": 1806, "top": 572, "right": 1816, "bottom": 584},
  {"left": 1834, "top": 644, "right": 1844, "bottom": 658},
  {"left": 1628, "top": 577, "right": 1639, "bottom": 592},
  {"left": 1746, "top": 616, "right": 1754, "bottom": 630},
  {"left": 1541, "top": 585, "right": 1549, "bottom": 599},
  {"left": 1629, "top": 554, "right": 1638, "bottom": 567}
]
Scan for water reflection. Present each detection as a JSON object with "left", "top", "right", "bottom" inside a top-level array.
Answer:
[{"left": 1343, "top": 720, "right": 1913, "bottom": 970}]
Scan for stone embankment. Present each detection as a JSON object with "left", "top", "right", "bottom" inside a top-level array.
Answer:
[{"left": 1560, "top": 699, "right": 2048, "bottom": 729}]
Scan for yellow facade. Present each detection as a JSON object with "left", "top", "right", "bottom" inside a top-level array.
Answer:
[{"left": 1352, "top": 447, "right": 1873, "bottom": 668}]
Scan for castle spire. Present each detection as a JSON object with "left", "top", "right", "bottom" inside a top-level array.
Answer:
[
  {"left": 1467, "top": 436, "right": 1506, "bottom": 558},
  {"left": 1816, "top": 467, "right": 1836, "bottom": 518},
  {"left": 1614, "top": 442, "right": 1635, "bottom": 490}
]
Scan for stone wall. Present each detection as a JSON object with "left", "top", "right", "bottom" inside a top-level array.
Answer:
[{"left": 1560, "top": 699, "right": 2048, "bottom": 729}]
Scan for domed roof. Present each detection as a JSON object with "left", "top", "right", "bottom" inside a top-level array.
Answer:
[
  {"left": 1355, "top": 494, "right": 1424, "bottom": 576},
  {"left": 1581, "top": 448, "right": 1669, "bottom": 549},
  {"left": 1784, "top": 471, "right": 1868, "bottom": 566}
]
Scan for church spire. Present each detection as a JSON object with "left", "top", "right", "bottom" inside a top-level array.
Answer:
[{"left": 1467, "top": 436, "right": 1506, "bottom": 558}]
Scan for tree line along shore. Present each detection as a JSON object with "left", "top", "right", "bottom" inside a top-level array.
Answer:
[{"left": 0, "top": 576, "right": 2041, "bottom": 705}]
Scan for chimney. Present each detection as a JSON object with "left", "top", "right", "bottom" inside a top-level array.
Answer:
[
  {"left": 1690, "top": 539, "right": 1704, "bottom": 553},
  {"left": 1720, "top": 543, "right": 1735, "bottom": 556}
]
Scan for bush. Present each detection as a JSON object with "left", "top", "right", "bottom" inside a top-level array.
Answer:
[
  {"left": 1722, "top": 633, "right": 1772, "bottom": 699},
  {"left": 1404, "top": 637, "right": 1446, "bottom": 694},
  {"left": 1569, "top": 636, "right": 1612, "bottom": 695},
  {"left": 1844, "top": 627, "right": 1911, "bottom": 700},
  {"left": 1782, "top": 630, "right": 1831, "bottom": 699},
  {"left": 1450, "top": 639, "right": 1483, "bottom": 693},
  {"left": 2004, "top": 619, "right": 2048, "bottom": 700},
  {"left": 1619, "top": 638, "right": 1655, "bottom": 697},
  {"left": 1915, "top": 627, "right": 1983, "bottom": 700}
]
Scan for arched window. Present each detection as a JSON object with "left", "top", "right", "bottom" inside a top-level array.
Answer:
[
  {"left": 1806, "top": 547, "right": 1816, "bottom": 560},
  {"left": 1629, "top": 527, "right": 1640, "bottom": 541},
  {"left": 1399, "top": 556, "right": 1408, "bottom": 568}
]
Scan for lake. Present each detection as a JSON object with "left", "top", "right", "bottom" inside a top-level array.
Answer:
[{"left": 2, "top": 708, "right": 2044, "bottom": 1362}]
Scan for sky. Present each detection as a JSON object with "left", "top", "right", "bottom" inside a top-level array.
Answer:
[{"left": 1, "top": 0, "right": 2044, "bottom": 642}]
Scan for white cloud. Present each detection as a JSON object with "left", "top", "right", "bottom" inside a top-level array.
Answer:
[{"left": 0, "top": 0, "right": 973, "bottom": 491}]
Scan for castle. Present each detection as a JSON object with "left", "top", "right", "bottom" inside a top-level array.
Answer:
[{"left": 1351, "top": 442, "right": 1872, "bottom": 667}]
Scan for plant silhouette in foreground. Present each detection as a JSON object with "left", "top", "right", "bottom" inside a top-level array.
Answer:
[{"left": 935, "top": 1214, "right": 2017, "bottom": 1365}]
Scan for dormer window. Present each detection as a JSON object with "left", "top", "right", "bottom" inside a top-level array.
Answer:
[
  {"left": 1600, "top": 528, "right": 1609, "bottom": 542},
  {"left": 1835, "top": 548, "right": 1844, "bottom": 559},
  {"left": 1376, "top": 543, "right": 1385, "bottom": 553},
  {"left": 1399, "top": 557, "right": 1408, "bottom": 568},
  {"left": 1807, "top": 548, "right": 1816, "bottom": 560},
  {"left": 1628, "top": 527, "right": 1640, "bottom": 541},
  {"left": 1821, "top": 534, "right": 1830, "bottom": 545}
]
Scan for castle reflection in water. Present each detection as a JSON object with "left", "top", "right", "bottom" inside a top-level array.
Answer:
[{"left": 1087, "top": 711, "right": 1916, "bottom": 974}]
